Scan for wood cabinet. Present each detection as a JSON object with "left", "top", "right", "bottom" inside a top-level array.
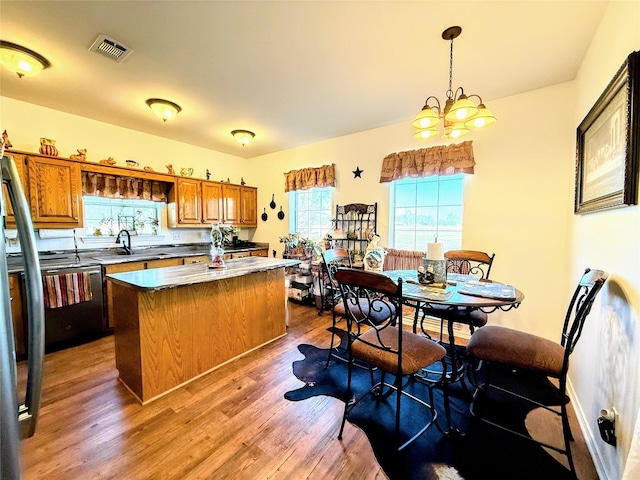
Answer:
[
  {"left": 9, "top": 274, "right": 25, "bottom": 358},
  {"left": 27, "top": 155, "right": 83, "bottom": 228},
  {"left": 2, "top": 153, "right": 27, "bottom": 226},
  {"left": 202, "top": 182, "right": 222, "bottom": 224},
  {"left": 168, "top": 179, "right": 223, "bottom": 227},
  {"left": 221, "top": 184, "right": 257, "bottom": 227},
  {"left": 240, "top": 186, "right": 258, "bottom": 227},
  {"left": 251, "top": 248, "right": 268, "bottom": 257}
]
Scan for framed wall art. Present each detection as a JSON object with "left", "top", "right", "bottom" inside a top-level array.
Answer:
[{"left": 575, "top": 50, "right": 639, "bottom": 214}]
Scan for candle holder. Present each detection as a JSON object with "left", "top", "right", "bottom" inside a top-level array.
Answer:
[{"left": 422, "top": 258, "right": 447, "bottom": 284}]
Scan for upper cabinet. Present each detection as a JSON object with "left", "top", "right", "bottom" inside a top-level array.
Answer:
[
  {"left": 202, "top": 182, "right": 222, "bottom": 224},
  {"left": 2, "top": 153, "right": 27, "bottom": 225},
  {"left": 27, "top": 155, "right": 83, "bottom": 228},
  {"left": 239, "top": 186, "right": 257, "bottom": 227},
  {"left": 221, "top": 184, "right": 257, "bottom": 227},
  {"left": 4, "top": 152, "right": 82, "bottom": 229},
  {"left": 168, "top": 179, "right": 244, "bottom": 227}
]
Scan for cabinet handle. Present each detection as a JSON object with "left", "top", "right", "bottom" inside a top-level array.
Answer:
[{"left": 74, "top": 216, "right": 78, "bottom": 220}]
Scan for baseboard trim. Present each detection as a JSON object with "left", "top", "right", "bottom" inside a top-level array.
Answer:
[{"left": 567, "top": 378, "right": 610, "bottom": 479}]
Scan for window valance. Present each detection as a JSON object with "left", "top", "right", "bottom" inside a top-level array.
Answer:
[
  {"left": 81, "top": 171, "right": 169, "bottom": 202},
  {"left": 379, "top": 140, "right": 475, "bottom": 183},
  {"left": 284, "top": 164, "right": 336, "bottom": 192}
]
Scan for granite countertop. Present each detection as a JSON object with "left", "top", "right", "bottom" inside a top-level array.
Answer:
[
  {"left": 106, "top": 257, "right": 300, "bottom": 291},
  {"left": 6, "top": 243, "right": 270, "bottom": 272}
]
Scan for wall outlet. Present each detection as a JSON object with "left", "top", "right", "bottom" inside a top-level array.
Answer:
[{"left": 172, "top": 233, "right": 182, "bottom": 241}]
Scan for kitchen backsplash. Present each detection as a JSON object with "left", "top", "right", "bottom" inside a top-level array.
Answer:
[{"left": 4, "top": 227, "right": 251, "bottom": 254}]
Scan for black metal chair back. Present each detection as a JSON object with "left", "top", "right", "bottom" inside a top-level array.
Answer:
[
  {"left": 445, "top": 250, "right": 495, "bottom": 278},
  {"left": 334, "top": 268, "right": 446, "bottom": 451}
]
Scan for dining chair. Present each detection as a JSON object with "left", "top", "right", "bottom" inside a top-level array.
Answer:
[
  {"left": 321, "top": 248, "right": 353, "bottom": 367},
  {"left": 335, "top": 268, "right": 447, "bottom": 451},
  {"left": 414, "top": 249, "right": 495, "bottom": 340},
  {"left": 466, "top": 268, "right": 608, "bottom": 476}
]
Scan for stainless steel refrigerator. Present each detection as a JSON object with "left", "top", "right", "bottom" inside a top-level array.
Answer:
[{"left": 0, "top": 152, "right": 45, "bottom": 479}]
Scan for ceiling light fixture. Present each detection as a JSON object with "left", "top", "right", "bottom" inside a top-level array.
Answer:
[
  {"left": 145, "top": 98, "right": 182, "bottom": 122},
  {"left": 0, "top": 40, "right": 50, "bottom": 78},
  {"left": 231, "top": 130, "right": 255, "bottom": 146},
  {"left": 412, "top": 26, "right": 496, "bottom": 140}
]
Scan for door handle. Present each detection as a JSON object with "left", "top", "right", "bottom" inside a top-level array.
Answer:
[{"left": 1, "top": 154, "right": 45, "bottom": 439}]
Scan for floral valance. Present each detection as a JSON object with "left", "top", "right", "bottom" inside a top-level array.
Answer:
[
  {"left": 81, "top": 171, "right": 169, "bottom": 202},
  {"left": 284, "top": 164, "right": 336, "bottom": 192},
  {"left": 379, "top": 140, "right": 475, "bottom": 183}
]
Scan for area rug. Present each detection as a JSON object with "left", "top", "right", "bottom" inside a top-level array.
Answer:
[{"left": 284, "top": 333, "right": 574, "bottom": 480}]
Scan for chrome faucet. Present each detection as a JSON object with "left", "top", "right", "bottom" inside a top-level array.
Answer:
[{"left": 115, "top": 229, "right": 133, "bottom": 255}]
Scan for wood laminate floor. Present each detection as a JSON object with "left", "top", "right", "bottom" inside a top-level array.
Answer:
[{"left": 17, "top": 302, "right": 597, "bottom": 479}]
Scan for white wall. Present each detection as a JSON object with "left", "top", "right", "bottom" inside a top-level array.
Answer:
[
  {"left": 570, "top": 1, "right": 640, "bottom": 479},
  {"left": 0, "top": 97, "right": 251, "bottom": 250},
  {"left": 250, "top": 80, "right": 576, "bottom": 335}
]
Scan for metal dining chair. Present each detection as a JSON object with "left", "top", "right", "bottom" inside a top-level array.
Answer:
[
  {"left": 414, "top": 249, "right": 495, "bottom": 340},
  {"left": 335, "top": 268, "right": 447, "bottom": 451},
  {"left": 321, "top": 248, "right": 353, "bottom": 367},
  {"left": 466, "top": 268, "right": 607, "bottom": 476}
]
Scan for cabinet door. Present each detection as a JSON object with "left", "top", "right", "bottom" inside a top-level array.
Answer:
[
  {"left": 202, "top": 182, "right": 222, "bottom": 224},
  {"left": 222, "top": 184, "right": 241, "bottom": 224},
  {"left": 251, "top": 248, "right": 268, "bottom": 257},
  {"left": 240, "top": 186, "right": 258, "bottom": 227},
  {"left": 176, "top": 178, "right": 202, "bottom": 224},
  {"left": 3, "top": 153, "right": 27, "bottom": 226},
  {"left": 27, "top": 156, "right": 82, "bottom": 227}
]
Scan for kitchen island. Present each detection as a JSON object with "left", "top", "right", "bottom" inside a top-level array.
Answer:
[{"left": 106, "top": 257, "right": 299, "bottom": 404}]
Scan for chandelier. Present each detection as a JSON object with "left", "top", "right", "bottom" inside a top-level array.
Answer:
[{"left": 412, "top": 26, "right": 496, "bottom": 140}]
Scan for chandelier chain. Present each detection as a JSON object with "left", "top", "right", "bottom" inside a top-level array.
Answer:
[{"left": 448, "top": 35, "right": 454, "bottom": 98}]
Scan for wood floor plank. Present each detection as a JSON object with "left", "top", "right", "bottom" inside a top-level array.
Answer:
[{"left": 17, "top": 301, "right": 596, "bottom": 479}]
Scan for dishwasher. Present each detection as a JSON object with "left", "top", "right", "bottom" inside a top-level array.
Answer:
[{"left": 34, "top": 264, "right": 105, "bottom": 350}]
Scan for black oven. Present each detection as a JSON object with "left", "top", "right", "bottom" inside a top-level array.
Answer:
[{"left": 32, "top": 265, "right": 105, "bottom": 350}]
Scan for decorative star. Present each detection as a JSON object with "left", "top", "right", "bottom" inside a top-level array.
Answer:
[{"left": 352, "top": 167, "right": 363, "bottom": 178}]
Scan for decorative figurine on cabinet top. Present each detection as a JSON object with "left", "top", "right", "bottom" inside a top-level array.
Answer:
[
  {"left": 99, "top": 157, "right": 116, "bottom": 165},
  {"left": 166, "top": 164, "right": 175, "bottom": 175},
  {"left": 2, "top": 130, "right": 12, "bottom": 148},
  {"left": 70, "top": 148, "right": 87, "bottom": 161},
  {"left": 39, "top": 137, "right": 58, "bottom": 156}
]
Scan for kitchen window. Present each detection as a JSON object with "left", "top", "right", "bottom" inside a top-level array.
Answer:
[
  {"left": 389, "top": 174, "right": 464, "bottom": 251},
  {"left": 288, "top": 187, "right": 333, "bottom": 242},
  {"left": 83, "top": 197, "right": 162, "bottom": 237}
]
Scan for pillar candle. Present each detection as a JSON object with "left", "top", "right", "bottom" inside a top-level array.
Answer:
[{"left": 426, "top": 242, "right": 444, "bottom": 260}]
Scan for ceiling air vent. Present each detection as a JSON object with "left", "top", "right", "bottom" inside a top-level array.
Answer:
[{"left": 89, "top": 34, "right": 133, "bottom": 63}]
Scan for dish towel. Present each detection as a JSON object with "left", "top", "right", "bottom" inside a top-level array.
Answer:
[{"left": 43, "top": 272, "right": 93, "bottom": 309}]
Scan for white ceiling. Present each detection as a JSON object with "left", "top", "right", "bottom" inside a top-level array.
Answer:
[{"left": 0, "top": 1, "right": 609, "bottom": 158}]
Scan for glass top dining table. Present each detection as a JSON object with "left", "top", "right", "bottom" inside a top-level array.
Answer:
[{"left": 380, "top": 270, "right": 525, "bottom": 311}]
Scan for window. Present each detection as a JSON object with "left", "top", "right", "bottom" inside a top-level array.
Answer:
[
  {"left": 389, "top": 174, "right": 464, "bottom": 251},
  {"left": 83, "top": 197, "right": 162, "bottom": 237},
  {"left": 288, "top": 187, "right": 333, "bottom": 242}
]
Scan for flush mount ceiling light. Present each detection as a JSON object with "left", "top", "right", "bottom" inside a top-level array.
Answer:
[
  {"left": 412, "top": 26, "right": 496, "bottom": 140},
  {"left": 231, "top": 130, "right": 255, "bottom": 146},
  {"left": 0, "top": 40, "right": 51, "bottom": 78},
  {"left": 145, "top": 98, "right": 182, "bottom": 122}
]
